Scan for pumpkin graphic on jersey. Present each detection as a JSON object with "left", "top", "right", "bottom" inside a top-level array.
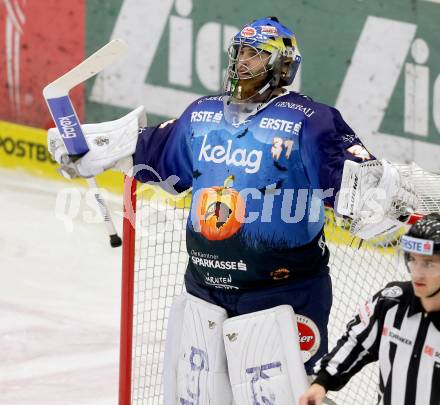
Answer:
[{"left": 195, "top": 176, "right": 245, "bottom": 240}]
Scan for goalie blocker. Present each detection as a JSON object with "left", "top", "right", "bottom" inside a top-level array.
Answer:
[{"left": 164, "top": 293, "right": 309, "bottom": 405}]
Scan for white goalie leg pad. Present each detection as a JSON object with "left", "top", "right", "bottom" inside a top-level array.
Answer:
[
  {"left": 163, "top": 292, "right": 233, "bottom": 405},
  {"left": 223, "top": 305, "right": 309, "bottom": 405}
]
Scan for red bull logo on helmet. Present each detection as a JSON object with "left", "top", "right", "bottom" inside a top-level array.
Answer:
[{"left": 240, "top": 26, "right": 257, "bottom": 38}]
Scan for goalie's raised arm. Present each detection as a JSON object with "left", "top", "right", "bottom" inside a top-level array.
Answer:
[{"left": 48, "top": 106, "right": 146, "bottom": 179}]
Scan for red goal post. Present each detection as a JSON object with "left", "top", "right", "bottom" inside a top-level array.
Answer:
[
  {"left": 119, "top": 176, "right": 137, "bottom": 405},
  {"left": 118, "top": 165, "right": 440, "bottom": 405}
]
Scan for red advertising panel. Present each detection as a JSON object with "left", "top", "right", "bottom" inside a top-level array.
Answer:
[{"left": 0, "top": 0, "right": 85, "bottom": 128}]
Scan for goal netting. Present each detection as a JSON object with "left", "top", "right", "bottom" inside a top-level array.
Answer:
[{"left": 118, "top": 172, "right": 439, "bottom": 405}]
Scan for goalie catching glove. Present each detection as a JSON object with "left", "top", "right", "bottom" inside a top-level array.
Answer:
[
  {"left": 48, "top": 106, "right": 146, "bottom": 179},
  {"left": 337, "top": 159, "right": 419, "bottom": 239}
]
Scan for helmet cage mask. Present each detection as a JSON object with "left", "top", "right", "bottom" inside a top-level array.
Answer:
[
  {"left": 223, "top": 19, "right": 301, "bottom": 105},
  {"left": 224, "top": 41, "right": 279, "bottom": 104},
  {"left": 226, "top": 41, "right": 277, "bottom": 81}
]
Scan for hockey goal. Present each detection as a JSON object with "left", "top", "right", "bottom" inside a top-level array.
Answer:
[{"left": 118, "top": 166, "right": 440, "bottom": 405}]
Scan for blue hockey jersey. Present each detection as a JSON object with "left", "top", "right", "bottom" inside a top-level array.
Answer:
[{"left": 133, "top": 91, "right": 373, "bottom": 290}]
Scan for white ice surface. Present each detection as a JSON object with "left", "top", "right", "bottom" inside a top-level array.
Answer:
[{"left": 0, "top": 169, "right": 124, "bottom": 405}]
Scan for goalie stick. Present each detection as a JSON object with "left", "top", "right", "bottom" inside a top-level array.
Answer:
[{"left": 43, "top": 39, "right": 129, "bottom": 247}]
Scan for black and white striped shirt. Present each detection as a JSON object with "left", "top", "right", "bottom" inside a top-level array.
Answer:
[{"left": 313, "top": 281, "right": 440, "bottom": 405}]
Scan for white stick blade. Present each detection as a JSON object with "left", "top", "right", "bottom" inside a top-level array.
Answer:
[{"left": 43, "top": 38, "right": 128, "bottom": 98}]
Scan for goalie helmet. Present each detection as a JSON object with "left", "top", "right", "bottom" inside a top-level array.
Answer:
[{"left": 223, "top": 17, "right": 301, "bottom": 124}]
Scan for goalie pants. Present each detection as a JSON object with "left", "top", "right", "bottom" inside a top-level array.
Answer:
[{"left": 184, "top": 270, "right": 332, "bottom": 374}]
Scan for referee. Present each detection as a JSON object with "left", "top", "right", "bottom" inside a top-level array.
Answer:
[{"left": 300, "top": 213, "right": 440, "bottom": 405}]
